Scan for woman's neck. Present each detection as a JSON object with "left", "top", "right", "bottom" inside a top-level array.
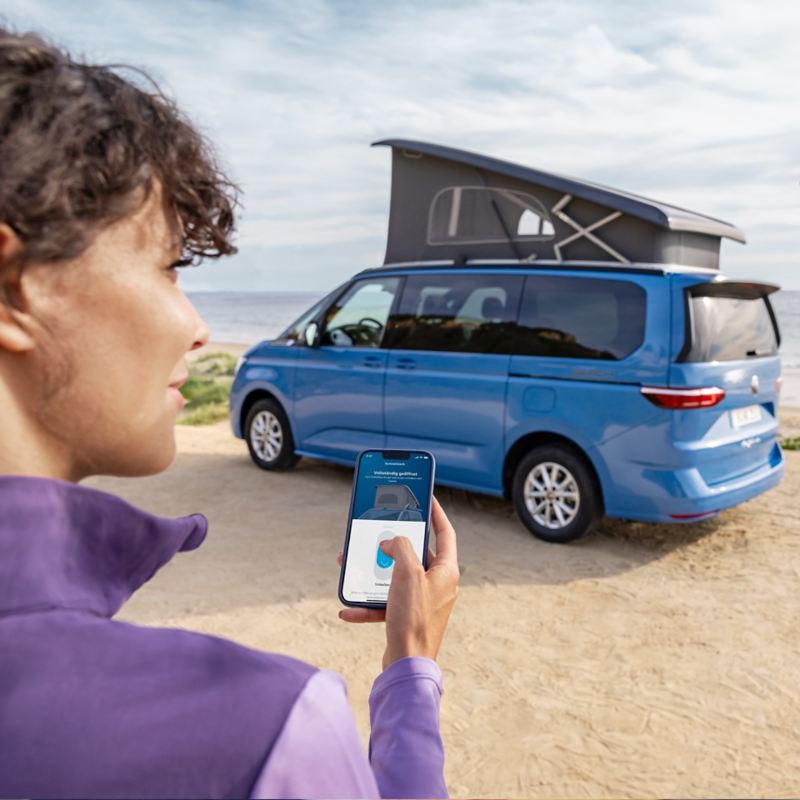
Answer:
[{"left": 0, "top": 366, "right": 79, "bottom": 481}]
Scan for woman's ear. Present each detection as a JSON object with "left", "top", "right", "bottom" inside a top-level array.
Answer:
[{"left": 0, "top": 224, "right": 36, "bottom": 353}]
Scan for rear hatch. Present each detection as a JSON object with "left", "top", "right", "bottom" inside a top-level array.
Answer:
[{"left": 666, "top": 278, "right": 782, "bottom": 489}]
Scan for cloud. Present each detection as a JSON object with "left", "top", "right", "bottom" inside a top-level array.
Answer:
[{"left": 2, "top": 0, "right": 798, "bottom": 288}]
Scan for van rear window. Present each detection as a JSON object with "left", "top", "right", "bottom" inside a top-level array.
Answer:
[{"left": 682, "top": 288, "right": 779, "bottom": 362}]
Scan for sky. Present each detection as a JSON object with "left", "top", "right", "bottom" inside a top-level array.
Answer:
[{"left": 3, "top": 0, "right": 799, "bottom": 293}]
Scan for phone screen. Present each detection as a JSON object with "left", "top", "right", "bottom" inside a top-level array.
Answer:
[{"left": 339, "top": 450, "right": 435, "bottom": 607}]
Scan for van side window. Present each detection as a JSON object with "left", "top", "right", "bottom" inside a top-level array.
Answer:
[
  {"left": 320, "top": 278, "right": 400, "bottom": 348},
  {"left": 516, "top": 277, "right": 646, "bottom": 360},
  {"left": 386, "top": 274, "right": 523, "bottom": 354}
]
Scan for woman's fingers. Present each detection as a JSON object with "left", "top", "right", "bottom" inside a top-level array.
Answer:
[
  {"left": 337, "top": 499, "right": 458, "bottom": 657},
  {"left": 380, "top": 535, "right": 421, "bottom": 575},
  {"left": 430, "top": 496, "right": 458, "bottom": 569},
  {"left": 379, "top": 502, "right": 460, "bottom": 669},
  {"left": 377, "top": 500, "right": 455, "bottom": 574},
  {"left": 338, "top": 498, "right": 454, "bottom": 573},
  {"left": 338, "top": 607, "right": 386, "bottom": 623}
]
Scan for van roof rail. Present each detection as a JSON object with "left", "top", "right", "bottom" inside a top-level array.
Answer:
[{"left": 357, "top": 259, "right": 719, "bottom": 278}]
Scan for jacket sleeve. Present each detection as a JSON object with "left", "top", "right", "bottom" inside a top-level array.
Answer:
[
  {"left": 369, "top": 657, "right": 447, "bottom": 799},
  {"left": 250, "top": 657, "right": 446, "bottom": 800}
]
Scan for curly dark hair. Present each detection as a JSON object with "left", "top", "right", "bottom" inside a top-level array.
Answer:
[{"left": 0, "top": 28, "right": 238, "bottom": 267}]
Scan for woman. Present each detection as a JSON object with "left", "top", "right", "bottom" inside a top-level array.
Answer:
[{"left": 0, "top": 28, "right": 459, "bottom": 799}]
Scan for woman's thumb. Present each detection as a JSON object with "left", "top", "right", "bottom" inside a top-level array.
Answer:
[{"left": 380, "top": 535, "right": 415, "bottom": 564}]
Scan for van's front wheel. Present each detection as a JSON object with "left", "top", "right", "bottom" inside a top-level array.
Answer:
[
  {"left": 245, "top": 399, "right": 299, "bottom": 471},
  {"left": 512, "top": 445, "right": 600, "bottom": 543}
]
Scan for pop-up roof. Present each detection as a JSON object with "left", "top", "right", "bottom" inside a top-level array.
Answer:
[{"left": 373, "top": 139, "right": 745, "bottom": 269}]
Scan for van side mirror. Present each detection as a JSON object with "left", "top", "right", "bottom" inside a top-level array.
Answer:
[{"left": 303, "top": 321, "right": 320, "bottom": 348}]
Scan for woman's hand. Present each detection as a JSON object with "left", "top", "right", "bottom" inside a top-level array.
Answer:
[{"left": 338, "top": 496, "right": 460, "bottom": 670}]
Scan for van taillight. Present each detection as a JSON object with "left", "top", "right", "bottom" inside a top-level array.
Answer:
[
  {"left": 640, "top": 386, "right": 725, "bottom": 409},
  {"left": 777, "top": 375, "right": 783, "bottom": 394}
]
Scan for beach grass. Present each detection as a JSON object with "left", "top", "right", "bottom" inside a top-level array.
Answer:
[
  {"left": 179, "top": 401, "right": 230, "bottom": 425},
  {"left": 191, "top": 351, "right": 238, "bottom": 376},
  {"left": 178, "top": 351, "right": 236, "bottom": 426}
]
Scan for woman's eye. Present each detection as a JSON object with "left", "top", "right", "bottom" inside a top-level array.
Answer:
[{"left": 167, "top": 259, "right": 190, "bottom": 278}]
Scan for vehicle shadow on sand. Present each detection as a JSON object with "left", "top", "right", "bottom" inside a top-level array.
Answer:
[{"left": 86, "top": 446, "right": 752, "bottom": 622}]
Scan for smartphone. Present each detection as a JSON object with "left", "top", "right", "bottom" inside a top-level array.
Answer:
[{"left": 338, "top": 449, "right": 435, "bottom": 609}]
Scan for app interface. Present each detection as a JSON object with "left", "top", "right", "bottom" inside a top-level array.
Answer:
[{"left": 342, "top": 451, "right": 432, "bottom": 604}]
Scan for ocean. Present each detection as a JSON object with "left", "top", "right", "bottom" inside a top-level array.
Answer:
[
  {"left": 187, "top": 291, "right": 324, "bottom": 345},
  {"left": 187, "top": 290, "right": 800, "bottom": 368},
  {"left": 772, "top": 292, "right": 800, "bottom": 369}
]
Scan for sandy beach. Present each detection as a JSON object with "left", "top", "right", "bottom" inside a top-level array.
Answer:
[{"left": 83, "top": 342, "right": 800, "bottom": 798}]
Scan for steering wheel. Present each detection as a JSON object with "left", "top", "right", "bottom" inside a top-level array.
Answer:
[
  {"left": 324, "top": 317, "right": 385, "bottom": 347},
  {"left": 358, "top": 317, "right": 384, "bottom": 331}
]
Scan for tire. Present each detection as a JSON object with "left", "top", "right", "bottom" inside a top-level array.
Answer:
[
  {"left": 511, "top": 444, "right": 601, "bottom": 543},
  {"left": 244, "top": 398, "right": 299, "bottom": 471}
]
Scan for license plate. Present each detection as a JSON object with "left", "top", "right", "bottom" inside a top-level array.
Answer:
[{"left": 731, "top": 405, "right": 761, "bottom": 429}]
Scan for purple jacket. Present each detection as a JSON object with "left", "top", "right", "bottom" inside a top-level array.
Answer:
[{"left": 0, "top": 475, "right": 447, "bottom": 799}]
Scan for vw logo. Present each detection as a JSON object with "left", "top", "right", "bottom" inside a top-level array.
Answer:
[{"left": 751, "top": 375, "right": 759, "bottom": 395}]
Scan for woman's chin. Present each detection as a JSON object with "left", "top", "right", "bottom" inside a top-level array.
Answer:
[
  {"left": 138, "top": 442, "right": 177, "bottom": 477},
  {"left": 123, "top": 422, "right": 178, "bottom": 477}
]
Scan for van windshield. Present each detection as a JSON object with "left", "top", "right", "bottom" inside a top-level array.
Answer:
[
  {"left": 276, "top": 286, "right": 343, "bottom": 344},
  {"left": 682, "top": 285, "right": 779, "bottom": 362}
]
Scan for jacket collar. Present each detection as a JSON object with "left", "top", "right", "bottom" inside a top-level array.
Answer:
[{"left": 0, "top": 474, "right": 207, "bottom": 617}]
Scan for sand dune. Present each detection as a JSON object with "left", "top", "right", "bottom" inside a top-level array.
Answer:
[{"left": 84, "top": 400, "right": 800, "bottom": 797}]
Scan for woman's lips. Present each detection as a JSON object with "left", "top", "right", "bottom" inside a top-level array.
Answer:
[
  {"left": 168, "top": 385, "right": 186, "bottom": 408},
  {"left": 168, "top": 375, "right": 188, "bottom": 409}
]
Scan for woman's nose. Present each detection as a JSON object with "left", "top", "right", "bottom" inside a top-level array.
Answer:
[{"left": 189, "top": 315, "right": 211, "bottom": 352}]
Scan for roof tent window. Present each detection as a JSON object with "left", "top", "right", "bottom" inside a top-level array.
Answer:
[
  {"left": 518, "top": 208, "right": 555, "bottom": 237},
  {"left": 428, "top": 186, "right": 555, "bottom": 245}
]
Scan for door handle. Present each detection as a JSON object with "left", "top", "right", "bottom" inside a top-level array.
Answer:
[
  {"left": 362, "top": 356, "right": 383, "bottom": 368},
  {"left": 396, "top": 357, "right": 416, "bottom": 370}
]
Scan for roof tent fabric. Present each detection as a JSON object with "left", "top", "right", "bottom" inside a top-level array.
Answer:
[{"left": 373, "top": 139, "right": 745, "bottom": 269}]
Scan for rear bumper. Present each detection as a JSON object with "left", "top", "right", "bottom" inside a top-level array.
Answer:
[{"left": 606, "top": 443, "right": 784, "bottom": 523}]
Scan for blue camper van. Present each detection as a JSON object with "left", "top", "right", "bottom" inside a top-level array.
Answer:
[{"left": 230, "top": 141, "right": 783, "bottom": 543}]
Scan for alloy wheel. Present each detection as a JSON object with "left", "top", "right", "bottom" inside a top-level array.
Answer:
[
  {"left": 523, "top": 461, "right": 580, "bottom": 530},
  {"left": 251, "top": 410, "right": 283, "bottom": 462}
]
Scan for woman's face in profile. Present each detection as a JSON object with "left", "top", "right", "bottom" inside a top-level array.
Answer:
[{"left": 18, "top": 184, "right": 210, "bottom": 480}]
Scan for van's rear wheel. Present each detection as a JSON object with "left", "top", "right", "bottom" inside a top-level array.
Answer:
[
  {"left": 245, "top": 399, "right": 299, "bottom": 471},
  {"left": 512, "top": 445, "right": 600, "bottom": 543}
]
